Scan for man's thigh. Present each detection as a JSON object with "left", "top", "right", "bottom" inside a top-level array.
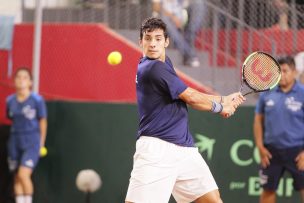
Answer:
[
  {"left": 173, "top": 148, "right": 218, "bottom": 203},
  {"left": 125, "top": 137, "right": 178, "bottom": 203}
]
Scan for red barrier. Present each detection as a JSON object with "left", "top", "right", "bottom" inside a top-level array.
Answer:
[{"left": 0, "top": 24, "right": 211, "bottom": 124}]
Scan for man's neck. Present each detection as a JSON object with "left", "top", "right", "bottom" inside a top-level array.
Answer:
[
  {"left": 280, "top": 80, "right": 296, "bottom": 93},
  {"left": 16, "top": 89, "right": 31, "bottom": 101}
]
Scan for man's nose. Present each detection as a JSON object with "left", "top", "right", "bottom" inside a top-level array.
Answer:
[{"left": 150, "top": 39, "right": 156, "bottom": 47}]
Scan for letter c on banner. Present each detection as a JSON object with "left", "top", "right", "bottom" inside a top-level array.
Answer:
[{"left": 230, "top": 140, "right": 253, "bottom": 166}]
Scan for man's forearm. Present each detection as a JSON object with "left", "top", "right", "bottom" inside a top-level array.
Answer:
[
  {"left": 40, "top": 118, "right": 47, "bottom": 147},
  {"left": 253, "top": 115, "right": 264, "bottom": 149}
]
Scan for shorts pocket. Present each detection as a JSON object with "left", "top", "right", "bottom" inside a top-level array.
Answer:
[{"left": 134, "top": 138, "right": 165, "bottom": 165}]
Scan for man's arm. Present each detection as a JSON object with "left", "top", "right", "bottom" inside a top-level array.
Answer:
[
  {"left": 295, "top": 151, "right": 304, "bottom": 171},
  {"left": 39, "top": 118, "right": 47, "bottom": 147},
  {"left": 179, "top": 87, "right": 244, "bottom": 116},
  {"left": 151, "top": 0, "right": 183, "bottom": 28},
  {"left": 253, "top": 114, "right": 264, "bottom": 149},
  {"left": 253, "top": 113, "right": 272, "bottom": 168},
  {"left": 152, "top": 0, "right": 161, "bottom": 16}
]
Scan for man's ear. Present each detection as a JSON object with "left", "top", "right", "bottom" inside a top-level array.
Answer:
[
  {"left": 165, "top": 38, "right": 169, "bottom": 48},
  {"left": 139, "top": 39, "right": 143, "bottom": 48}
]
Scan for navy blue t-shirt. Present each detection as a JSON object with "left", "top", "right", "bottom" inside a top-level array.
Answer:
[
  {"left": 6, "top": 93, "right": 47, "bottom": 135},
  {"left": 136, "top": 56, "right": 194, "bottom": 147}
]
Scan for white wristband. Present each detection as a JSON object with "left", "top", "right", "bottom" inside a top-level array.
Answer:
[{"left": 211, "top": 101, "right": 223, "bottom": 113}]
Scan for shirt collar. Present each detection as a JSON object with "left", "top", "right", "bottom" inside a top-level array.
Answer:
[
  {"left": 139, "top": 56, "right": 173, "bottom": 69},
  {"left": 276, "top": 80, "right": 300, "bottom": 93}
]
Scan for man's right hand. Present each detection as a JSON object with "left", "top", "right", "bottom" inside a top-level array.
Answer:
[
  {"left": 220, "top": 92, "right": 245, "bottom": 118},
  {"left": 258, "top": 146, "right": 272, "bottom": 168},
  {"left": 220, "top": 100, "right": 236, "bottom": 118}
]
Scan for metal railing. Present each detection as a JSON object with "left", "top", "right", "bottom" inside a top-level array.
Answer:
[
  {"left": 208, "top": 0, "right": 304, "bottom": 57},
  {"left": 21, "top": 0, "right": 304, "bottom": 66},
  {"left": 202, "top": 0, "right": 278, "bottom": 68},
  {"left": 22, "top": 0, "right": 152, "bottom": 29}
]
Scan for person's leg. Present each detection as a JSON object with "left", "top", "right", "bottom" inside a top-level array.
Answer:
[
  {"left": 182, "top": 0, "right": 205, "bottom": 66},
  {"left": 195, "top": 189, "right": 222, "bottom": 203},
  {"left": 14, "top": 171, "right": 34, "bottom": 203},
  {"left": 161, "top": 15, "right": 196, "bottom": 60},
  {"left": 16, "top": 166, "right": 33, "bottom": 195},
  {"left": 260, "top": 190, "right": 276, "bottom": 203},
  {"left": 184, "top": 0, "right": 205, "bottom": 49},
  {"left": 24, "top": 195, "right": 32, "bottom": 203},
  {"left": 258, "top": 146, "right": 285, "bottom": 203},
  {"left": 173, "top": 148, "right": 220, "bottom": 203},
  {"left": 14, "top": 166, "right": 33, "bottom": 203},
  {"left": 7, "top": 136, "right": 25, "bottom": 203},
  {"left": 14, "top": 175, "right": 25, "bottom": 203},
  {"left": 284, "top": 147, "right": 304, "bottom": 203},
  {"left": 17, "top": 139, "right": 40, "bottom": 203},
  {"left": 125, "top": 137, "right": 177, "bottom": 203}
]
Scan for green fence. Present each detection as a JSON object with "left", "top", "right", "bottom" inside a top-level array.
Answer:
[{"left": 29, "top": 102, "right": 300, "bottom": 203}]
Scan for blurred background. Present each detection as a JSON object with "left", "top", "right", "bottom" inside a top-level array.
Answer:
[{"left": 0, "top": 0, "right": 304, "bottom": 202}]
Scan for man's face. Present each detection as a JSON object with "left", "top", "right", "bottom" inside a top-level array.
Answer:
[
  {"left": 279, "top": 63, "right": 296, "bottom": 88},
  {"left": 14, "top": 70, "right": 32, "bottom": 90},
  {"left": 140, "top": 28, "right": 169, "bottom": 61}
]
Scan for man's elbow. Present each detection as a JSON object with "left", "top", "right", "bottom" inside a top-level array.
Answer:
[
  {"left": 180, "top": 92, "right": 196, "bottom": 106},
  {"left": 183, "top": 96, "right": 202, "bottom": 110}
]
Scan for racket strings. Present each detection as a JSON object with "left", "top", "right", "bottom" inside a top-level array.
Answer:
[{"left": 243, "top": 53, "right": 280, "bottom": 91}]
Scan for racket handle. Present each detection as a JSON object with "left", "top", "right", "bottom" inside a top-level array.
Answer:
[{"left": 242, "top": 91, "right": 253, "bottom": 97}]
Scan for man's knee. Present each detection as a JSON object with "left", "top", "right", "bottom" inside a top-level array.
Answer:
[
  {"left": 262, "top": 189, "right": 276, "bottom": 196},
  {"left": 260, "top": 189, "right": 276, "bottom": 203},
  {"left": 16, "top": 168, "right": 32, "bottom": 183},
  {"left": 16, "top": 172, "right": 30, "bottom": 183}
]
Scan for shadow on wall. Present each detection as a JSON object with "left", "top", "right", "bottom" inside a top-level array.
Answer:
[{"left": 0, "top": 125, "right": 14, "bottom": 203}]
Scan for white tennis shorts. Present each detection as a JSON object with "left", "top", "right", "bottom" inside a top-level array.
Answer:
[{"left": 125, "top": 136, "right": 218, "bottom": 203}]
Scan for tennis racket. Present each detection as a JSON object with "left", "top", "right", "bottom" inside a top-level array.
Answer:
[{"left": 239, "top": 51, "right": 281, "bottom": 96}]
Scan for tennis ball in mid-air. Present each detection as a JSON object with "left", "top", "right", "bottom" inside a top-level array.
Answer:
[
  {"left": 40, "top": 147, "right": 48, "bottom": 157},
  {"left": 107, "top": 51, "right": 122, "bottom": 65}
]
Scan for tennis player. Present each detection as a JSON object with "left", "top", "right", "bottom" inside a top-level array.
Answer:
[
  {"left": 6, "top": 67, "right": 47, "bottom": 203},
  {"left": 125, "top": 17, "right": 245, "bottom": 203},
  {"left": 254, "top": 56, "right": 304, "bottom": 203}
]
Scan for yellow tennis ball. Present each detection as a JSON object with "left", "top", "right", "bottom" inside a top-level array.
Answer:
[
  {"left": 107, "top": 51, "right": 122, "bottom": 65},
  {"left": 40, "top": 147, "right": 48, "bottom": 157}
]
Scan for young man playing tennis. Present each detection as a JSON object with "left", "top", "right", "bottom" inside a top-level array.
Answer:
[
  {"left": 254, "top": 56, "right": 304, "bottom": 203},
  {"left": 125, "top": 17, "right": 245, "bottom": 203}
]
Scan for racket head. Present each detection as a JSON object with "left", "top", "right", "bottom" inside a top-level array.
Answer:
[{"left": 241, "top": 51, "right": 281, "bottom": 95}]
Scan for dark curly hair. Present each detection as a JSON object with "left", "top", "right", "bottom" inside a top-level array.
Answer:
[{"left": 140, "top": 17, "right": 168, "bottom": 40}]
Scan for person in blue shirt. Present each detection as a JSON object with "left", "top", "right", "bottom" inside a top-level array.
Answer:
[
  {"left": 6, "top": 67, "right": 47, "bottom": 203},
  {"left": 125, "top": 17, "right": 245, "bottom": 203},
  {"left": 254, "top": 56, "right": 304, "bottom": 203},
  {"left": 152, "top": 0, "right": 205, "bottom": 67}
]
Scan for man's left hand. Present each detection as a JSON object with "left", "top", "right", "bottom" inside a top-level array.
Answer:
[{"left": 295, "top": 151, "right": 304, "bottom": 171}]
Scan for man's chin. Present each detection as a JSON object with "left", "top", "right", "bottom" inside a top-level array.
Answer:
[
  {"left": 148, "top": 54, "right": 158, "bottom": 57},
  {"left": 16, "top": 86, "right": 29, "bottom": 91},
  {"left": 146, "top": 53, "right": 161, "bottom": 59}
]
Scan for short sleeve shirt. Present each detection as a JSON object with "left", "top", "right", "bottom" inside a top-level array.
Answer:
[
  {"left": 255, "top": 81, "right": 304, "bottom": 148},
  {"left": 136, "top": 56, "right": 194, "bottom": 147}
]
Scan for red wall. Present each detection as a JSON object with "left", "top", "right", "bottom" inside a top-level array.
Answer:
[{"left": 0, "top": 24, "right": 210, "bottom": 124}]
